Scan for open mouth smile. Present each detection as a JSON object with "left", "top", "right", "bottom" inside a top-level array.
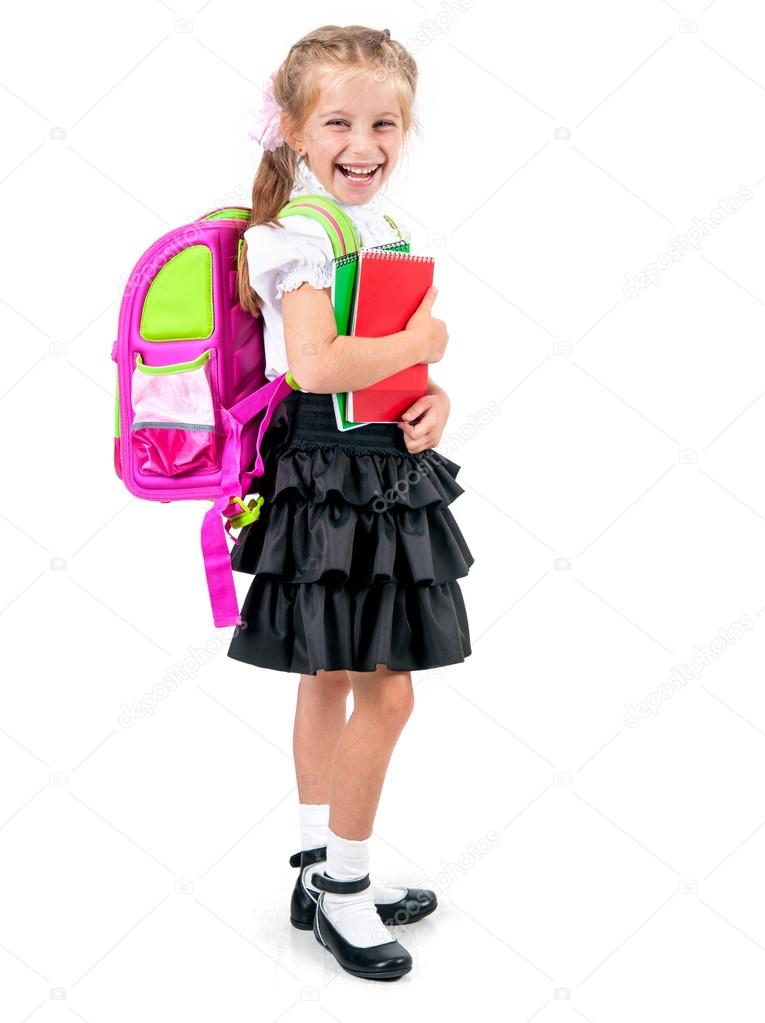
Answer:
[{"left": 335, "top": 163, "right": 383, "bottom": 185}]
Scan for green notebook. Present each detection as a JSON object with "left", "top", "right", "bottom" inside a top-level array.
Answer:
[{"left": 330, "top": 239, "right": 411, "bottom": 431}]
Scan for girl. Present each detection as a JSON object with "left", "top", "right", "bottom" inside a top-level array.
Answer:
[{"left": 228, "top": 25, "right": 474, "bottom": 981}]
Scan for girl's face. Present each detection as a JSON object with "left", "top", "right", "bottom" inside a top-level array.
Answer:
[{"left": 291, "top": 73, "right": 404, "bottom": 205}]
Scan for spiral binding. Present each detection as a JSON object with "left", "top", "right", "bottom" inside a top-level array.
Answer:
[
  {"left": 334, "top": 251, "right": 359, "bottom": 269},
  {"left": 333, "top": 249, "right": 433, "bottom": 268},
  {"left": 362, "top": 250, "right": 433, "bottom": 263},
  {"left": 371, "top": 239, "right": 410, "bottom": 254},
  {"left": 332, "top": 240, "right": 411, "bottom": 269}
]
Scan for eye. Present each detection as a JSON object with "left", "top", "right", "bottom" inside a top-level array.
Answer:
[{"left": 325, "top": 119, "right": 395, "bottom": 128}]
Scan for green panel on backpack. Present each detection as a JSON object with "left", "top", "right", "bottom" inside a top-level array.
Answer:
[{"left": 140, "top": 245, "right": 214, "bottom": 341}]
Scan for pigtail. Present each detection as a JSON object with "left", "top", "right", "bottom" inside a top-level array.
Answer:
[{"left": 237, "top": 145, "right": 302, "bottom": 318}]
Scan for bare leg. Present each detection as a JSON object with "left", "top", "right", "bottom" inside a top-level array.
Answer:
[
  {"left": 301, "top": 665, "right": 417, "bottom": 957},
  {"left": 293, "top": 669, "right": 351, "bottom": 805},
  {"left": 329, "top": 664, "right": 415, "bottom": 840}
]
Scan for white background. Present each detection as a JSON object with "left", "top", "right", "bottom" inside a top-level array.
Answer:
[{"left": 3, "top": 0, "right": 765, "bottom": 1017}]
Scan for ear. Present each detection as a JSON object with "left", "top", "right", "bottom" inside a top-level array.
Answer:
[{"left": 281, "top": 112, "right": 303, "bottom": 155}]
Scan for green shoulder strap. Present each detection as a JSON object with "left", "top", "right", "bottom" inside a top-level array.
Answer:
[
  {"left": 277, "top": 194, "right": 361, "bottom": 257},
  {"left": 234, "top": 200, "right": 404, "bottom": 269},
  {"left": 274, "top": 195, "right": 405, "bottom": 258},
  {"left": 275, "top": 196, "right": 404, "bottom": 248}
]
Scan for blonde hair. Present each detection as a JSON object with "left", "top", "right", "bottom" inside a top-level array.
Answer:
[{"left": 237, "top": 25, "right": 420, "bottom": 318}]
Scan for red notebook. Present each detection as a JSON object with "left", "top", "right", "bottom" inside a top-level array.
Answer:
[{"left": 346, "top": 249, "right": 435, "bottom": 423}]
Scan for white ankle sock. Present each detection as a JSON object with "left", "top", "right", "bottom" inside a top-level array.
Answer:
[
  {"left": 313, "top": 827, "right": 395, "bottom": 948},
  {"left": 298, "top": 804, "right": 407, "bottom": 904},
  {"left": 299, "top": 802, "right": 330, "bottom": 852}
]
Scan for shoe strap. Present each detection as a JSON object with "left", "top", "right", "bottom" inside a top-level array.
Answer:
[
  {"left": 288, "top": 845, "right": 327, "bottom": 868},
  {"left": 311, "top": 870, "right": 371, "bottom": 894}
]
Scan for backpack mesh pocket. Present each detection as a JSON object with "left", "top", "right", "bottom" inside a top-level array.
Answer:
[{"left": 130, "top": 350, "right": 220, "bottom": 476}]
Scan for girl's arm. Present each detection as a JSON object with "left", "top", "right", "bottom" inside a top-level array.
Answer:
[{"left": 282, "top": 282, "right": 434, "bottom": 393}]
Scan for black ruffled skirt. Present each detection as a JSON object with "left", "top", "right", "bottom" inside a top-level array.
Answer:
[{"left": 226, "top": 390, "right": 474, "bottom": 675}]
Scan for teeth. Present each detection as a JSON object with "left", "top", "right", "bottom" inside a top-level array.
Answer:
[{"left": 340, "top": 164, "right": 378, "bottom": 175}]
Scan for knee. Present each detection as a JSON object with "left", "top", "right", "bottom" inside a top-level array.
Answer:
[
  {"left": 307, "top": 669, "right": 352, "bottom": 700},
  {"left": 373, "top": 671, "right": 415, "bottom": 727}
]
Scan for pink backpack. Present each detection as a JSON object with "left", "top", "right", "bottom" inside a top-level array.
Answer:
[{"left": 112, "top": 197, "right": 403, "bottom": 628}]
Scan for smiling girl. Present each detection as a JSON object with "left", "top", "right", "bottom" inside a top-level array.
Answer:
[{"left": 228, "top": 25, "right": 474, "bottom": 981}]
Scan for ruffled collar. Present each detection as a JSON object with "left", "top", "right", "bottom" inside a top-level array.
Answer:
[{"left": 290, "top": 161, "right": 385, "bottom": 215}]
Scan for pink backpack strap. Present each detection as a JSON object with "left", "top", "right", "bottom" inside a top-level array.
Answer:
[
  {"left": 228, "top": 370, "right": 299, "bottom": 471},
  {"left": 200, "top": 372, "right": 299, "bottom": 627}
]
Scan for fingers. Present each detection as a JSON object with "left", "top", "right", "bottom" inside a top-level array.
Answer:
[
  {"left": 401, "top": 401, "right": 435, "bottom": 427},
  {"left": 398, "top": 414, "right": 432, "bottom": 436},
  {"left": 418, "top": 285, "right": 439, "bottom": 313},
  {"left": 401, "top": 393, "right": 435, "bottom": 423},
  {"left": 398, "top": 418, "right": 438, "bottom": 453}
]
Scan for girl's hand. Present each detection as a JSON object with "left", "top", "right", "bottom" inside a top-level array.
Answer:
[
  {"left": 397, "top": 389, "right": 450, "bottom": 453},
  {"left": 405, "top": 286, "right": 448, "bottom": 364}
]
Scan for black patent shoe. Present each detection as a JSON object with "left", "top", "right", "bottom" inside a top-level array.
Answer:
[
  {"left": 289, "top": 846, "right": 438, "bottom": 929},
  {"left": 289, "top": 846, "right": 327, "bottom": 930},
  {"left": 311, "top": 869, "right": 413, "bottom": 981},
  {"left": 375, "top": 887, "right": 438, "bottom": 926}
]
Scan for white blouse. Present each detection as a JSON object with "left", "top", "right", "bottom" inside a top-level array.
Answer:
[{"left": 243, "top": 163, "right": 411, "bottom": 383}]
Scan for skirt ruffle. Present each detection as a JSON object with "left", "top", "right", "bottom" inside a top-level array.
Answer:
[
  {"left": 265, "top": 443, "right": 467, "bottom": 509},
  {"left": 230, "top": 484, "right": 473, "bottom": 587},
  {"left": 228, "top": 577, "right": 471, "bottom": 675},
  {"left": 226, "top": 393, "right": 474, "bottom": 675}
]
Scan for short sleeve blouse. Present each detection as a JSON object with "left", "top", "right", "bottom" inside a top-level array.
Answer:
[
  {"left": 245, "top": 215, "right": 335, "bottom": 305},
  {"left": 245, "top": 166, "right": 410, "bottom": 384}
]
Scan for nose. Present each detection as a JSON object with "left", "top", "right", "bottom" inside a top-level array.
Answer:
[{"left": 345, "top": 125, "right": 381, "bottom": 158}]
